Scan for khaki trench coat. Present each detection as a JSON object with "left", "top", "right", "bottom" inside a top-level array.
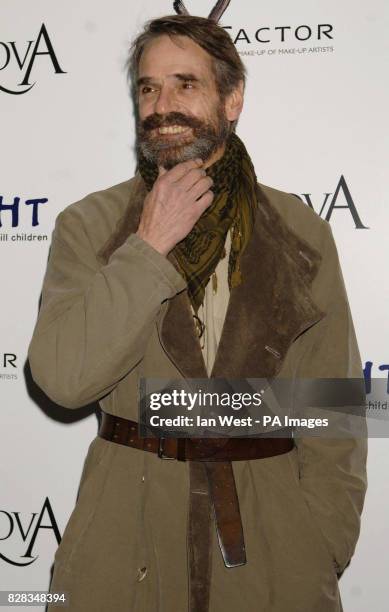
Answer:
[{"left": 28, "top": 174, "right": 367, "bottom": 612}]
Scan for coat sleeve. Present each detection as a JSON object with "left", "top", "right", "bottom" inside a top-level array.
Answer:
[
  {"left": 28, "top": 207, "right": 187, "bottom": 409},
  {"left": 294, "top": 222, "right": 367, "bottom": 575}
]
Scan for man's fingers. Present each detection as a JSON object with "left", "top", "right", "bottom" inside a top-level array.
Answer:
[
  {"left": 196, "top": 190, "right": 214, "bottom": 214},
  {"left": 188, "top": 176, "right": 214, "bottom": 201},
  {"left": 164, "top": 158, "right": 203, "bottom": 182},
  {"left": 178, "top": 167, "right": 208, "bottom": 191}
]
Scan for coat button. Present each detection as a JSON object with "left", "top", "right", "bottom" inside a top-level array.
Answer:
[{"left": 137, "top": 566, "right": 148, "bottom": 582}]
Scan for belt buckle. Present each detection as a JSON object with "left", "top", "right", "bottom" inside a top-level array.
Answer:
[{"left": 158, "top": 437, "right": 175, "bottom": 460}]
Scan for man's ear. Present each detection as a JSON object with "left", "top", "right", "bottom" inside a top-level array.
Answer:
[{"left": 224, "top": 80, "right": 244, "bottom": 122}]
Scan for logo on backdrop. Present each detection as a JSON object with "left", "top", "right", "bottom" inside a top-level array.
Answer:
[
  {"left": 293, "top": 175, "right": 368, "bottom": 229},
  {"left": 0, "top": 352, "right": 17, "bottom": 381},
  {"left": 172, "top": 1, "right": 334, "bottom": 57},
  {"left": 0, "top": 24, "right": 66, "bottom": 95},
  {"left": 364, "top": 361, "right": 389, "bottom": 394},
  {"left": 0, "top": 498, "right": 61, "bottom": 566},
  {"left": 0, "top": 194, "right": 48, "bottom": 243},
  {"left": 224, "top": 23, "right": 334, "bottom": 48}
]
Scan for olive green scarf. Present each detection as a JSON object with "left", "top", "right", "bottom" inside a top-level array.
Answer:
[{"left": 138, "top": 133, "right": 258, "bottom": 313}]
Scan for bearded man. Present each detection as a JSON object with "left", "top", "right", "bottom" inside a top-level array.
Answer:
[{"left": 28, "top": 12, "right": 367, "bottom": 612}]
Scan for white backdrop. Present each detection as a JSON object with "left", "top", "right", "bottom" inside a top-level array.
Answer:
[{"left": 1, "top": 1, "right": 388, "bottom": 610}]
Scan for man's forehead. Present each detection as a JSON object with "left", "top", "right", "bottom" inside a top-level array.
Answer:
[{"left": 138, "top": 34, "right": 213, "bottom": 79}]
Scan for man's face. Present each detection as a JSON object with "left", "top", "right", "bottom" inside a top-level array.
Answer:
[{"left": 136, "top": 35, "right": 231, "bottom": 169}]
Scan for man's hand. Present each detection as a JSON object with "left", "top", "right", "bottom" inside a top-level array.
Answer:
[{"left": 136, "top": 158, "right": 214, "bottom": 256}]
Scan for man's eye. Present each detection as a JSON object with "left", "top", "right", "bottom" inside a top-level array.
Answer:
[
  {"left": 141, "top": 86, "right": 154, "bottom": 94},
  {"left": 182, "top": 81, "right": 194, "bottom": 89}
]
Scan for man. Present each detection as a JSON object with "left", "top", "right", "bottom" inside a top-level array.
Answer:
[{"left": 28, "top": 12, "right": 367, "bottom": 612}]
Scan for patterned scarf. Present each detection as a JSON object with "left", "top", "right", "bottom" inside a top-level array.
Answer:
[{"left": 138, "top": 133, "right": 258, "bottom": 313}]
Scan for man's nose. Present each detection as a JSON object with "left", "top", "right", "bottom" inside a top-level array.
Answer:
[{"left": 153, "top": 86, "right": 177, "bottom": 116}]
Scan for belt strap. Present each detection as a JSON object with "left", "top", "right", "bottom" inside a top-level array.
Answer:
[
  {"left": 187, "top": 461, "right": 246, "bottom": 612},
  {"left": 98, "top": 411, "right": 294, "bottom": 461},
  {"left": 205, "top": 461, "right": 246, "bottom": 568}
]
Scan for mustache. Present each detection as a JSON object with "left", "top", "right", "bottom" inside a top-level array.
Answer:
[{"left": 140, "top": 112, "right": 206, "bottom": 132}]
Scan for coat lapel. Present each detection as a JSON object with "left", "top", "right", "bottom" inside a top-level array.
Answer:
[
  {"left": 158, "top": 251, "right": 209, "bottom": 378},
  {"left": 97, "top": 175, "right": 325, "bottom": 381}
]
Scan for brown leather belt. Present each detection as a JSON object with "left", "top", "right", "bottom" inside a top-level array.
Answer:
[
  {"left": 98, "top": 411, "right": 293, "bottom": 461},
  {"left": 98, "top": 411, "right": 294, "bottom": 612}
]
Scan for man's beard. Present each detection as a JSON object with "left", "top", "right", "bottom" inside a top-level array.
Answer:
[{"left": 137, "top": 106, "right": 231, "bottom": 170}]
